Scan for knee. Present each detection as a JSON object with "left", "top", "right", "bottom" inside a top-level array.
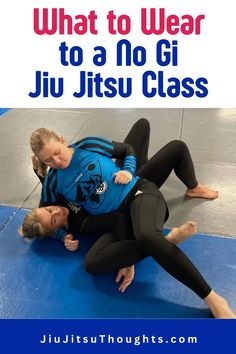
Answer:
[
  {"left": 137, "top": 118, "right": 150, "bottom": 132},
  {"left": 169, "top": 140, "right": 189, "bottom": 155}
]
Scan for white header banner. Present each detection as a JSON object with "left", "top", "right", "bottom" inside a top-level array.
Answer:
[{"left": 0, "top": 0, "right": 235, "bottom": 107}]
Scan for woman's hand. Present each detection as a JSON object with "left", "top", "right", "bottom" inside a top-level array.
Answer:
[
  {"left": 31, "top": 154, "right": 39, "bottom": 170},
  {"left": 115, "top": 265, "right": 135, "bottom": 292},
  {"left": 114, "top": 170, "right": 132, "bottom": 184},
  {"left": 31, "top": 154, "right": 47, "bottom": 178},
  {"left": 64, "top": 234, "right": 79, "bottom": 252}
]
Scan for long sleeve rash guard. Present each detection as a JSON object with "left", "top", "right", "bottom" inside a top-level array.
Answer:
[{"left": 40, "top": 136, "right": 139, "bottom": 215}]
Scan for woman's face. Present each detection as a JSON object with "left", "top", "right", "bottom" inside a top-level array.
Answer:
[
  {"left": 37, "top": 138, "right": 73, "bottom": 169},
  {"left": 37, "top": 206, "right": 69, "bottom": 233}
]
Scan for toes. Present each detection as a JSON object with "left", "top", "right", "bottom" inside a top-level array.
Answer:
[{"left": 187, "top": 221, "right": 197, "bottom": 227}]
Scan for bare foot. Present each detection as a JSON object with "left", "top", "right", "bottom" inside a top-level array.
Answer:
[
  {"left": 186, "top": 183, "right": 219, "bottom": 200},
  {"left": 205, "top": 291, "right": 236, "bottom": 319},
  {"left": 167, "top": 221, "right": 197, "bottom": 245}
]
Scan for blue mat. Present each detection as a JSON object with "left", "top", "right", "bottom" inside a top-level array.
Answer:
[
  {"left": 0, "top": 108, "right": 11, "bottom": 116},
  {"left": 0, "top": 206, "right": 235, "bottom": 319},
  {"left": 0, "top": 205, "right": 18, "bottom": 231}
]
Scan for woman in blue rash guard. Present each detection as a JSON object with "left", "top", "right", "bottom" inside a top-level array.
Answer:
[{"left": 21, "top": 119, "right": 234, "bottom": 318}]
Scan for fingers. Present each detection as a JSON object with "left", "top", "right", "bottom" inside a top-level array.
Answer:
[
  {"left": 64, "top": 234, "right": 73, "bottom": 241},
  {"left": 116, "top": 266, "right": 135, "bottom": 293},
  {"left": 115, "top": 270, "right": 123, "bottom": 283},
  {"left": 118, "top": 278, "right": 132, "bottom": 293},
  {"left": 65, "top": 240, "right": 79, "bottom": 251},
  {"left": 114, "top": 171, "right": 132, "bottom": 184},
  {"left": 31, "top": 154, "right": 39, "bottom": 169},
  {"left": 64, "top": 236, "right": 79, "bottom": 251},
  {"left": 118, "top": 270, "right": 134, "bottom": 292},
  {"left": 117, "top": 173, "right": 131, "bottom": 183}
]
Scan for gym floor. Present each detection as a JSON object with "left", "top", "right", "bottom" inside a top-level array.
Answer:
[{"left": 0, "top": 108, "right": 235, "bottom": 318}]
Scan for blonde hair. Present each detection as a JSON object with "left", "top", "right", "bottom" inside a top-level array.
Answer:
[
  {"left": 19, "top": 209, "right": 50, "bottom": 240},
  {"left": 30, "top": 128, "right": 60, "bottom": 155},
  {"left": 30, "top": 128, "right": 60, "bottom": 178}
]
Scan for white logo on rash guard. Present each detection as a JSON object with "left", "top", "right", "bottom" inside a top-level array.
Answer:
[
  {"left": 96, "top": 181, "right": 107, "bottom": 194},
  {"left": 67, "top": 202, "right": 81, "bottom": 214}
]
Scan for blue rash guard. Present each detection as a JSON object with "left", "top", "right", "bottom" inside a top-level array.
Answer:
[{"left": 40, "top": 136, "right": 139, "bottom": 215}]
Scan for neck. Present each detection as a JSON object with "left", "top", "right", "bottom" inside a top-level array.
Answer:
[{"left": 65, "top": 147, "right": 74, "bottom": 167}]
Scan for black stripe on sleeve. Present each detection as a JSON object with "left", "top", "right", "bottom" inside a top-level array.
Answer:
[
  {"left": 77, "top": 143, "right": 112, "bottom": 156},
  {"left": 73, "top": 136, "right": 113, "bottom": 148},
  {"left": 111, "top": 142, "right": 136, "bottom": 159}
]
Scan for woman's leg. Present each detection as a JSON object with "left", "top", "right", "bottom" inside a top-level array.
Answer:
[
  {"left": 137, "top": 140, "right": 198, "bottom": 188},
  {"left": 116, "top": 118, "right": 150, "bottom": 171},
  {"left": 129, "top": 185, "right": 235, "bottom": 317},
  {"left": 84, "top": 234, "right": 147, "bottom": 274},
  {"left": 129, "top": 189, "right": 212, "bottom": 299},
  {"left": 137, "top": 140, "right": 218, "bottom": 199},
  {"left": 84, "top": 221, "right": 197, "bottom": 274}
]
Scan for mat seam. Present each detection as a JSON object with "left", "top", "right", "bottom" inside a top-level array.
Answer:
[{"left": 0, "top": 207, "right": 235, "bottom": 239}]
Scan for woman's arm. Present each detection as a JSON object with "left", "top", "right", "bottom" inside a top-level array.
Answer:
[
  {"left": 72, "top": 137, "right": 137, "bottom": 176},
  {"left": 31, "top": 154, "right": 47, "bottom": 184},
  {"left": 75, "top": 211, "right": 131, "bottom": 238}
]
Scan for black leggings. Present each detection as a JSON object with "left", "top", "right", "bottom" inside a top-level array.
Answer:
[
  {"left": 137, "top": 140, "right": 198, "bottom": 189},
  {"left": 84, "top": 118, "right": 212, "bottom": 299},
  {"left": 115, "top": 118, "right": 198, "bottom": 189},
  {"left": 129, "top": 179, "right": 210, "bottom": 299}
]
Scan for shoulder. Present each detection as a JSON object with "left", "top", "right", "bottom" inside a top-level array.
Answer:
[{"left": 72, "top": 136, "right": 113, "bottom": 148}]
